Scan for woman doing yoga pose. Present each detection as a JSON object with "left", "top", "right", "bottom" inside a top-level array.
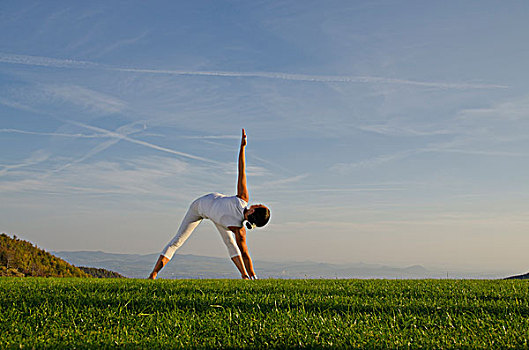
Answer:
[{"left": 148, "top": 129, "right": 270, "bottom": 279}]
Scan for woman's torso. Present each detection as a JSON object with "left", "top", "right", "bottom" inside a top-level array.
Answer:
[{"left": 196, "top": 193, "right": 247, "bottom": 228}]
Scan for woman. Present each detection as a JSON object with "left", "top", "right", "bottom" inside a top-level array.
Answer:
[{"left": 148, "top": 129, "right": 270, "bottom": 280}]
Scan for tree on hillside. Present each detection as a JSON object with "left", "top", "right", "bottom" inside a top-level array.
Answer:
[
  {"left": 0, "top": 250, "right": 7, "bottom": 266},
  {"left": 78, "top": 266, "right": 126, "bottom": 278}
]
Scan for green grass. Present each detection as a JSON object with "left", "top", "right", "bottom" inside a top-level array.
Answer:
[{"left": 1, "top": 278, "right": 528, "bottom": 349}]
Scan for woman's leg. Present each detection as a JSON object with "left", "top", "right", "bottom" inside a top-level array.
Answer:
[
  {"left": 149, "top": 202, "right": 202, "bottom": 279},
  {"left": 162, "top": 204, "right": 203, "bottom": 259}
]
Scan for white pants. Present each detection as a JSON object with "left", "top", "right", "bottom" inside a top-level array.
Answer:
[{"left": 161, "top": 199, "right": 241, "bottom": 260}]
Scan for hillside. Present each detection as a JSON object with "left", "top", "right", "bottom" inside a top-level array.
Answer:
[
  {"left": 505, "top": 272, "right": 529, "bottom": 280},
  {"left": 78, "top": 266, "right": 125, "bottom": 278},
  {"left": 0, "top": 233, "right": 90, "bottom": 277}
]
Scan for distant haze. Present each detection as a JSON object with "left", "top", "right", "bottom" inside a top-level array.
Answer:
[
  {"left": 53, "top": 250, "right": 511, "bottom": 280},
  {"left": 1, "top": 1, "right": 529, "bottom": 276}
]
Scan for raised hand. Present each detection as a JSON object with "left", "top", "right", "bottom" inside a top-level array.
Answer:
[{"left": 241, "top": 128, "right": 247, "bottom": 147}]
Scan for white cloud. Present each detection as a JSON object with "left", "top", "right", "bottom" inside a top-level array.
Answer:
[
  {"left": 330, "top": 141, "right": 528, "bottom": 174},
  {"left": 457, "top": 95, "right": 529, "bottom": 122},
  {"left": 222, "top": 164, "right": 270, "bottom": 177},
  {"left": 0, "top": 179, "right": 46, "bottom": 193},
  {"left": 92, "top": 31, "right": 149, "bottom": 59},
  {"left": 63, "top": 157, "right": 189, "bottom": 196},
  {"left": 0, "top": 97, "right": 40, "bottom": 113},
  {"left": 357, "top": 123, "right": 455, "bottom": 137},
  {"left": 0, "top": 156, "right": 190, "bottom": 199},
  {"left": 180, "top": 135, "right": 239, "bottom": 140},
  {"left": 44, "top": 84, "right": 126, "bottom": 114},
  {"left": 448, "top": 94, "right": 529, "bottom": 146},
  {"left": 331, "top": 150, "right": 416, "bottom": 173},
  {"left": 422, "top": 147, "right": 526, "bottom": 157},
  {"left": 277, "top": 187, "right": 406, "bottom": 194},
  {"left": 1, "top": 83, "right": 126, "bottom": 118},
  {"left": 257, "top": 174, "right": 309, "bottom": 189},
  {"left": 338, "top": 94, "right": 529, "bottom": 173}
]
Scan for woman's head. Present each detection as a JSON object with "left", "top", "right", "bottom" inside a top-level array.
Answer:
[{"left": 245, "top": 204, "right": 270, "bottom": 229}]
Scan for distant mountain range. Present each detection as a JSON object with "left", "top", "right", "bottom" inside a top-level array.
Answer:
[
  {"left": 4, "top": 231, "right": 520, "bottom": 279},
  {"left": 54, "top": 250, "right": 450, "bottom": 279}
]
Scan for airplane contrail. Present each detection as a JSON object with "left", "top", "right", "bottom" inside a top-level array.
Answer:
[
  {"left": 0, "top": 128, "right": 107, "bottom": 138},
  {"left": 0, "top": 52, "right": 509, "bottom": 89},
  {"left": 113, "top": 67, "right": 509, "bottom": 89},
  {"left": 61, "top": 119, "right": 222, "bottom": 165},
  {"left": 0, "top": 52, "right": 97, "bottom": 68},
  {"left": 47, "top": 121, "right": 144, "bottom": 174},
  {"left": 0, "top": 151, "right": 50, "bottom": 176}
]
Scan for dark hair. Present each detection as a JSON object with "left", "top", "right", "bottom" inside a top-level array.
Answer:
[{"left": 247, "top": 206, "right": 270, "bottom": 228}]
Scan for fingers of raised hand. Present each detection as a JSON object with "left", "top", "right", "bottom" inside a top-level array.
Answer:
[{"left": 241, "top": 129, "right": 247, "bottom": 145}]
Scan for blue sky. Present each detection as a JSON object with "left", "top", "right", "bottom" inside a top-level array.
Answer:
[{"left": 1, "top": 1, "right": 528, "bottom": 275}]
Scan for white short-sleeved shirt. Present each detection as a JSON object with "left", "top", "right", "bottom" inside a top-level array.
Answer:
[{"left": 196, "top": 193, "right": 247, "bottom": 228}]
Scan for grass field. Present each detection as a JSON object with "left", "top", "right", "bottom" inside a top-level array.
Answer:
[{"left": 1, "top": 278, "right": 528, "bottom": 349}]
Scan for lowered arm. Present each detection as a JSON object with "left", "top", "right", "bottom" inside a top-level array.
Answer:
[{"left": 229, "top": 226, "right": 256, "bottom": 279}]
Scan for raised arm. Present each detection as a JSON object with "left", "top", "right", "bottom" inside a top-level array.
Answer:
[{"left": 237, "top": 128, "right": 249, "bottom": 202}]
